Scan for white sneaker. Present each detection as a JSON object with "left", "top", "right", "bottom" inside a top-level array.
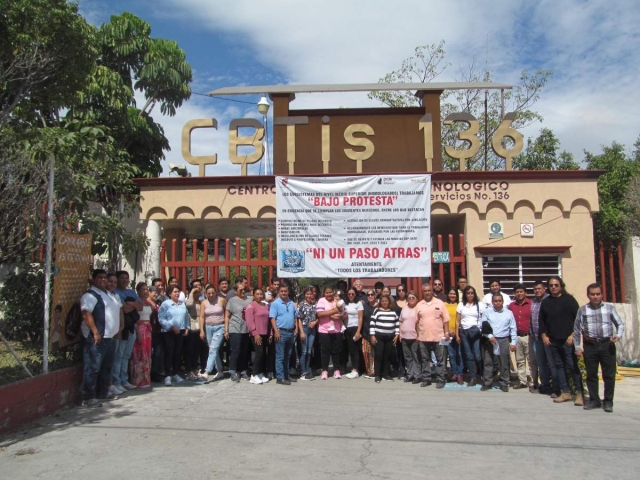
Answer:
[
  {"left": 346, "top": 371, "right": 359, "bottom": 379},
  {"left": 121, "top": 381, "right": 137, "bottom": 390},
  {"left": 172, "top": 375, "right": 184, "bottom": 384},
  {"left": 250, "top": 375, "right": 263, "bottom": 384},
  {"left": 108, "top": 385, "right": 123, "bottom": 396},
  {"left": 164, "top": 376, "right": 172, "bottom": 386},
  {"left": 212, "top": 372, "right": 225, "bottom": 381},
  {"left": 258, "top": 374, "right": 270, "bottom": 384}
]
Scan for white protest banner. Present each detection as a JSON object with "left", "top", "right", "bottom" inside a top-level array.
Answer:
[{"left": 276, "top": 175, "right": 431, "bottom": 278}]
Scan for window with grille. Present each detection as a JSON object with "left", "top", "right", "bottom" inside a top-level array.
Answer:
[{"left": 482, "top": 255, "right": 561, "bottom": 296}]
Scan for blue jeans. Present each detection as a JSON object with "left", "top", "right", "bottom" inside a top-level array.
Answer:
[
  {"left": 447, "top": 337, "right": 463, "bottom": 376},
  {"left": 83, "top": 337, "right": 116, "bottom": 400},
  {"left": 460, "top": 327, "right": 482, "bottom": 378},
  {"left": 205, "top": 324, "right": 225, "bottom": 374},
  {"left": 112, "top": 331, "right": 136, "bottom": 387},
  {"left": 275, "top": 330, "right": 295, "bottom": 380},
  {"left": 532, "top": 337, "right": 552, "bottom": 389},
  {"left": 549, "top": 339, "right": 583, "bottom": 394},
  {"left": 299, "top": 326, "right": 316, "bottom": 375}
]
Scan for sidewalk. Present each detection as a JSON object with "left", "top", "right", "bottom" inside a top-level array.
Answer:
[{"left": 2, "top": 375, "right": 640, "bottom": 479}]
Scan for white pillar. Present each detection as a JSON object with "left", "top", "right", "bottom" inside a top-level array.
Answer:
[{"left": 145, "top": 220, "right": 162, "bottom": 281}]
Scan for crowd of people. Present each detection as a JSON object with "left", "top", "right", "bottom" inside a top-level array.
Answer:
[{"left": 80, "top": 271, "right": 625, "bottom": 413}]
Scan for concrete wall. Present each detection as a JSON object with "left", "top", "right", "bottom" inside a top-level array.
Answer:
[{"left": 0, "top": 365, "right": 83, "bottom": 433}]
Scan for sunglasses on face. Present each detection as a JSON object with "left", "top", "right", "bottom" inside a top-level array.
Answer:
[
  {"left": 433, "top": 283, "right": 442, "bottom": 286},
  {"left": 397, "top": 289, "right": 405, "bottom": 292},
  {"left": 367, "top": 293, "right": 375, "bottom": 297}
]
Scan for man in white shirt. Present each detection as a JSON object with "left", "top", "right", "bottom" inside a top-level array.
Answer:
[
  {"left": 80, "top": 269, "right": 123, "bottom": 407},
  {"left": 482, "top": 279, "right": 512, "bottom": 309}
]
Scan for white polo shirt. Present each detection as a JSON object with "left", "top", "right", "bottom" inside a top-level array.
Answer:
[{"left": 80, "top": 287, "right": 121, "bottom": 339}]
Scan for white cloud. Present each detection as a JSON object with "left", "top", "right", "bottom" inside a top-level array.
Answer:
[{"left": 156, "top": 0, "right": 640, "bottom": 165}]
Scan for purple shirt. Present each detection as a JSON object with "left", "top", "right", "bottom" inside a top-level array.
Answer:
[{"left": 530, "top": 294, "right": 548, "bottom": 337}]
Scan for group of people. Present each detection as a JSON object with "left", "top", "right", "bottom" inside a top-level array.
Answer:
[{"left": 80, "top": 271, "right": 625, "bottom": 413}]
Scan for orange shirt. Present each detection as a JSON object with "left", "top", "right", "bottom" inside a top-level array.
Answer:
[{"left": 415, "top": 298, "right": 450, "bottom": 342}]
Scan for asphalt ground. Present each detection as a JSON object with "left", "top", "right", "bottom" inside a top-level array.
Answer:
[{"left": 2, "top": 374, "right": 640, "bottom": 480}]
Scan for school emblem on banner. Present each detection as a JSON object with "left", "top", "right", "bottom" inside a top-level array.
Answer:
[{"left": 280, "top": 248, "right": 306, "bottom": 274}]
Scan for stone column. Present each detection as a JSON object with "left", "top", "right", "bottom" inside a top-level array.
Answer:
[{"left": 145, "top": 220, "right": 162, "bottom": 281}]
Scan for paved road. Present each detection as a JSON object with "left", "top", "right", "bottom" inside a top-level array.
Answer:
[{"left": 2, "top": 376, "right": 640, "bottom": 479}]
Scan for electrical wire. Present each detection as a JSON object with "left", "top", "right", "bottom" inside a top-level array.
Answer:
[{"left": 192, "top": 91, "right": 257, "bottom": 105}]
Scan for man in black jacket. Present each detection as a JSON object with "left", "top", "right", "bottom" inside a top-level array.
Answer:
[{"left": 539, "top": 276, "right": 584, "bottom": 406}]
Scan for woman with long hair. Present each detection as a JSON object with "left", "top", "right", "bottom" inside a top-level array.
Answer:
[
  {"left": 361, "top": 289, "right": 378, "bottom": 378},
  {"left": 185, "top": 279, "right": 207, "bottom": 380},
  {"left": 158, "top": 285, "right": 190, "bottom": 386},
  {"left": 316, "top": 286, "right": 346, "bottom": 380},
  {"left": 342, "top": 287, "right": 363, "bottom": 379},
  {"left": 129, "top": 282, "right": 154, "bottom": 388},
  {"left": 225, "top": 282, "right": 252, "bottom": 382},
  {"left": 445, "top": 287, "right": 464, "bottom": 384},
  {"left": 296, "top": 286, "right": 318, "bottom": 381},
  {"left": 370, "top": 295, "right": 400, "bottom": 383},
  {"left": 399, "top": 290, "right": 420, "bottom": 383},
  {"left": 199, "top": 284, "right": 226, "bottom": 382},
  {"left": 244, "top": 287, "right": 271, "bottom": 384},
  {"left": 456, "top": 285, "right": 485, "bottom": 387}
]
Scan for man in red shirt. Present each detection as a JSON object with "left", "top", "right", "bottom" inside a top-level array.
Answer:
[{"left": 508, "top": 284, "right": 532, "bottom": 389}]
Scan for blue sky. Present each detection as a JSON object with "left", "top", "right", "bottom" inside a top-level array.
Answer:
[{"left": 78, "top": 0, "right": 640, "bottom": 176}]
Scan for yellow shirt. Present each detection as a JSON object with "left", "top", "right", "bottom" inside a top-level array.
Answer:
[{"left": 445, "top": 302, "right": 458, "bottom": 332}]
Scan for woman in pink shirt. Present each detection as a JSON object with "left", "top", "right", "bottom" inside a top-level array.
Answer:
[
  {"left": 316, "top": 287, "right": 346, "bottom": 380},
  {"left": 399, "top": 290, "right": 420, "bottom": 384},
  {"left": 244, "top": 288, "right": 271, "bottom": 385}
]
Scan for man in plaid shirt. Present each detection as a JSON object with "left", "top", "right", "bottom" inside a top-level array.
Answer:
[{"left": 574, "top": 283, "right": 625, "bottom": 413}]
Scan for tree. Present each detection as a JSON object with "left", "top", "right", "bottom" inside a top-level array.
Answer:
[
  {"left": 513, "top": 128, "right": 579, "bottom": 170},
  {"left": 586, "top": 141, "right": 640, "bottom": 245},
  {"left": 368, "top": 42, "right": 551, "bottom": 170}
]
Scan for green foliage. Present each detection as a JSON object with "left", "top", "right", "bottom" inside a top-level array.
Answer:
[
  {"left": 368, "top": 42, "right": 551, "bottom": 170},
  {"left": 586, "top": 141, "right": 640, "bottom": 244},
  {"left": 0, "top": 265, "right": 45, "bottom": 351},
  {"left": 513, "top": 128, "right": 579, "bottom": 170}
]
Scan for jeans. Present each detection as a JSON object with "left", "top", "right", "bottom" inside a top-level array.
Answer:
[
  {"left": 482, "top": 337, "right": 511, "bottom": 387},
  {"left": 583, "top": 340, "right": 617, "bottom": 404},
  {"left": 549, "top": 339, "right": 583, "bottom": 394},
  {"left": 299, "top": 326, "right": 316, "bottom": 374},
  {"left": 83, "top": 337, "right": 116, "bottom": 400},
  {"left": 460, "top": 327, "right": 482, "bottom": 378},
  {"left": 402, "top": 339, "right": 421, "bottom": 380},
  {"left": 162, "top": 330, "right": 185, "bottom": 377},
  {"left": 418, "top": 341, "right": 446, "bottom": 383},
  {"left": 530, "top": 335, "right": 550, "bottom": 388},
  {"left": 319, "top": 332, "right": 343, "bottom": 372},
  {"left": 275, "top": 330, "right": 295, "bottom": 380},
  {"left": 229, "top": 332, "right": 250, "bottom": 374},
  {"left": 204, "top": 324, "right": 224, "bottom": 374},
  {"left": 112, "top": 331, "right": 136, "bottom": 387},
  {"left": 373, "top": 334, "right": 395, "bottom": 379},
  {"left": 447, "top": 337, "right": 463, "bottom": 376},
  {"left": 251, "top": 334, "right": 270, "bottom": 376}
]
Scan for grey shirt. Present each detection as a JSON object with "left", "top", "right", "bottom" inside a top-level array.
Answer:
[{"left": 226, "top": 296, "right": 252, "bottom": 334}]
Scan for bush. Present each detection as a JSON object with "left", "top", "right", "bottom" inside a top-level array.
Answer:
[{"left": 0, "top": 264, "right": 45, "bottom": 352}]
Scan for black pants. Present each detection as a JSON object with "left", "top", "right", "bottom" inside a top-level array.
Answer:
[
  {"left": 319, "top": 333, "right": 342, "bottom": 372},
  {"left": 151, "top": 331, "right": 165, "bottom": 379},
  {"left": 583, "top": 340, "right": 617, "bottom": 404},
  {"left": 251, "top": 334, "right": 270, "bottom": 376},
  {"left": 185, "top": 329, "right": 208, "bottom": 372},
  {"left": 162, "top": 330, "right": 185, "bottom": 377},
  {"left": 229, "top": 332, "right": 250, "bottom": 373},
  {"left": 340, "top": 326, "right": 361, "bottom": 372},
  {"left": 373, "top": 334, "right": 395, "bottom": 379}
]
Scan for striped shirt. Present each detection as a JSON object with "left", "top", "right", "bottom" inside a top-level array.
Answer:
[
  {"left": 530, "top": 294, "right": 548, "bottom": 338},
  {"left": 370, "top": 308, "right": 399, "bottom": 336},
  {"left": 574, "top": 302, "right": 625, "bottom": 350}
]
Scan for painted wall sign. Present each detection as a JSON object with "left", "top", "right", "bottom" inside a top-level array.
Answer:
[
  {"left": 432, "top": 251, "right": 450, "bottom": 263},
  {"left": 275, "top": 174, "right": 431, "bottom": 278}
]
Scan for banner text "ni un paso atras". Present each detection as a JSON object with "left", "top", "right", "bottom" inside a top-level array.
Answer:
[{"left": 276, "top": 175, "right": 431, "bottom": 278}]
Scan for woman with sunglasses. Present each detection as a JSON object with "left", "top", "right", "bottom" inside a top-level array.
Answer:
[
  {"left": 225, "top": 281, "right": 252, "bottom": 382},
  {"left": 395, "top": 284, "right": 408, "bottom": 310},
  {"left": 445, "top": 287, "right": 464, "bottom": 384},
  {"left": 342, "top": 288, "right": 364, "bottom": 379},
  {"left": 361, "top": 290, "right": 378, "bottom": 378},
  {"left": 456, "top": 285, "right": 485, "bottom": 387},
  {"left": 296, "top": 286, "right": 318, "bottom": 381},
  {"left": 316, "top": 286, "right": 346, "bottom": 379}
]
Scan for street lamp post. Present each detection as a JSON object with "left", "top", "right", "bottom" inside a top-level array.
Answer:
[{"left": 257, "top": 96, "right": 270, "bottom": 175}]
